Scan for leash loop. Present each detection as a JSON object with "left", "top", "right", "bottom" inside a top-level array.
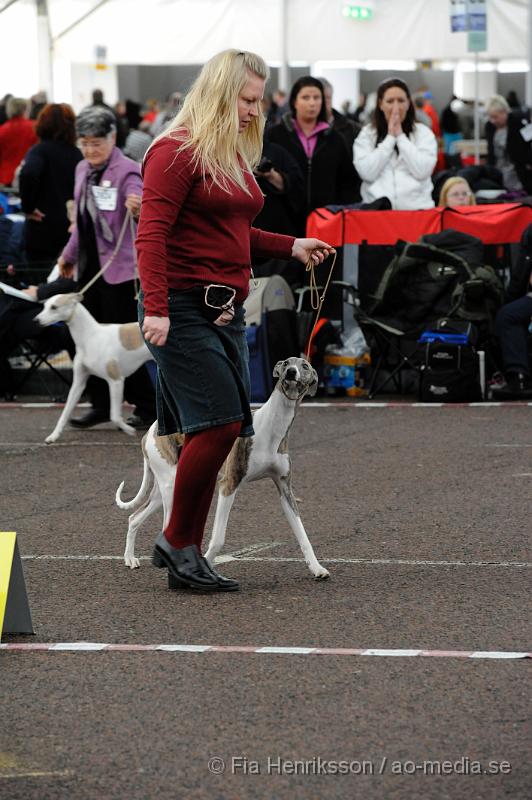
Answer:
[{"left": 304, "top": 250, "right": 337, "bottom": 359}]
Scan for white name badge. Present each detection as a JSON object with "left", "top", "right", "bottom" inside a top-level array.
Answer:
[
  {"left": 519, "top": 122, "right": 532, "bottom": 142},
  {"left": 91, "top": 185, "right": 118, "bottom": 211}
]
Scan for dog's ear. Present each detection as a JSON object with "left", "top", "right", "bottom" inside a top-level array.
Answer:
[
  {"left": 73, "top": 293, "right": 84, "bottom": 304},
  {"left": 307, "top": 367, "right": 319, "bottom": 396},
  {"left": 273, "top": 360, "right": 284, "bottom": 379}
]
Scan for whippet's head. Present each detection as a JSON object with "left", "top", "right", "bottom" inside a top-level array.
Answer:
[
  {"left": 273, "top": 357, "right": 318, "bottom": 401},
  {"left": 35, "top": 293, "right": 84, "bottom": 327}
]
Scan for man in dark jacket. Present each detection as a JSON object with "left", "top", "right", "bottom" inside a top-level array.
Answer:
[
  {"left": 317, "top": 77, "right": 361, "bottom": 154},
  {"left": 485, "top": 95, "right": 532, "bottom": 194},
  {"left": 493, "top": 223, "right": 532, "bottom": 399},
  {"left": 251, "top": 141, "right": 305, "bottom": 287}
]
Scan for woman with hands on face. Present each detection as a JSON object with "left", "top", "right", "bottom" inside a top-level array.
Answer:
[{"left": 353, "top": 77, "right": 438, "bottom": 210}]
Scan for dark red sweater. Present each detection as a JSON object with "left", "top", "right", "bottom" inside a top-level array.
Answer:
[{"left": 136, "top": 136, "right": 295, "bottom": 317}]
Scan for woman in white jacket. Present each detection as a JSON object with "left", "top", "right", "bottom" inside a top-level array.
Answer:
[{"left": 353, "top": 78, "right": 438, "bottom": 210}]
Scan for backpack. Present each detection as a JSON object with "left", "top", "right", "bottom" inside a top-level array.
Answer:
[{"left": 419, "top": 318, "right": 481, "bottom": 402}]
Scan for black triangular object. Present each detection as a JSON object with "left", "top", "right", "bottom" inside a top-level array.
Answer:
[{"left": 3, "top": 539, "right": 34, "bottom": 635}]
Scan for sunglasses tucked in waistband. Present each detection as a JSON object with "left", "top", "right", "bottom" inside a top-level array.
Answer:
[{"left": 204, "top": 284, "right": 236, "bottom": 310}]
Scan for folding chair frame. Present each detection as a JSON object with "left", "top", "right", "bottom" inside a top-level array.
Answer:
[
  {"left": 9, "top": 338, "right": 71, "bottom": 401},
  {"left": 355, "top": 313, "right": 424, "bottom": 399}
]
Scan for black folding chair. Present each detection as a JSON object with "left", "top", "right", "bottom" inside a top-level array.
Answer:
[
  {"left": 9, "top": 334, "right": 72, "bottom": 401},
  {"left": 353, "top": 311, "right": 423, "bottom": 399}
]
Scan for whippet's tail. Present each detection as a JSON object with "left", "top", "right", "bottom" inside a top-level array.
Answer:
[{"left": 115, "top": 437, "right": 152, "bottom": 510}]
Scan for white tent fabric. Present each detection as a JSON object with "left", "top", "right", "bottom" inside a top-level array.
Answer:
[
  {"left": 0, "top": 0, "right": 530, "bottom": 98},
  {"left": 1, "top": 0, "right": 530, "bottom": 65},
  {"left": 48, "top": 0, "right": 529, "bottom": 63},
  {"left": 49, "top": 0, "right": 281, "bottom": 64}
]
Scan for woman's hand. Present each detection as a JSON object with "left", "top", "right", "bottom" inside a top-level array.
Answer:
[
  {"left": 27, "top": 208, "right": 45, "bottom": 222},
  {"left": 125, "top": 193, "right": 142, "bottom": 219},
  {"left": 292, "top": 238, "right": 335, "bottom": 266},
  {"left": 22, "top": 285, "right": 38, "bottom": 300},
  {"left": 142, "top": 315, "right": 170, "bottom": 347},
  {"left": 388, "top": 108, "right": 402, "bottom": 137},
  {"left": 57, "top": 256, "right": 75, "bottom": 278},
  {"left": 256, "top": 167, "right": 285, "bottom": 192}
]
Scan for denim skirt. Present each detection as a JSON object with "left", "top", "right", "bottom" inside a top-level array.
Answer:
[{"left": 138, "top": 288, "right": 254, "bottom": 437}]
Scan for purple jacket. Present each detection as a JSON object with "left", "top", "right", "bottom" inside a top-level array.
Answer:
[{"left": 61, "top": 146, "right": 142, "bottom": 284}]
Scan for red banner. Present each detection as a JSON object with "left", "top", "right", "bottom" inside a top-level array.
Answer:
[
  {"left": 307, "top": 203, "right": 532, "bottom": 246},
  {"left": 441, "top": 204, "right": 532, "bottom": 244},
  {"left": 343, "top": 209, "right": 441, "bottom": 245}
]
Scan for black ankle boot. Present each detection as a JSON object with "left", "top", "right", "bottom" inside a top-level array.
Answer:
[
  {"left": 152, "top": 533, "right": 218, "bottom": 591},
  {"left": 166, "top": 556, "right": 239, "bottom": 592},
  {"left": 200, "top": 556, "right": 239, "bottom": 591}
]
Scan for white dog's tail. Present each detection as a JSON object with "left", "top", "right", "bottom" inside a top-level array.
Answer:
[{"left": 115, "top": 454, "right": 152, "bottom": 510}]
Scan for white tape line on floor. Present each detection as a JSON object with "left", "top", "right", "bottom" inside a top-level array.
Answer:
[
  {"left": 21, "top": 555, "right": 532, "bottom": 567},
  {"left": 3, "top": 401, "right": 532, "bottom": 411},
  {"left": 1, "top": 643, "right": 530, "bottom": 659}
]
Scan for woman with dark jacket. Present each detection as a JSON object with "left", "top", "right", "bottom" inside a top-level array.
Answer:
[
  {"left": 19, "top": 104, "right": 83, "bottom": 267},
  {"left": 265, "top": 76, "right": 360, "bottom": 234}
]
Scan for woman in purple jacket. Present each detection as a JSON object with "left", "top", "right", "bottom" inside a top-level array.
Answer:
[{"left": 59, "top": 106, "right": 155, "bottom": 428}]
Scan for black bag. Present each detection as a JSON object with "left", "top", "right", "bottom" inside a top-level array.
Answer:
[{"left": 420, "top": 342, "right": 481, "bottom": 402}]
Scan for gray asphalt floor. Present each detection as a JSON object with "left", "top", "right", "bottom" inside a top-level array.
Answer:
[{"left": 0, "top": 400, "right": 530, "bottom": 800}]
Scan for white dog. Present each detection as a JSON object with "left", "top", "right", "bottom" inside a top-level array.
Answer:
[
  {"left": 116, "top": 357, "right": 330, "bottom": 580},
  {"left": 36, "top": 293, "right": 151, "bottom": 443}
]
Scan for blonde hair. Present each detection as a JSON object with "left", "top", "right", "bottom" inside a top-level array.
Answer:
[
  {"left": 486, "top": 94, "right": 510, "bottom": 115},
  {"left": 438, "top": 176, "right": 476, "bottom": 207},
  {"left": 154, "top": 49, "right": 269, "bottom": 194}
]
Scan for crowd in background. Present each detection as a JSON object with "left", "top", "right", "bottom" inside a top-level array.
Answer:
[{"left": 0, "top": 76, "right": 531, "bottom": 400}]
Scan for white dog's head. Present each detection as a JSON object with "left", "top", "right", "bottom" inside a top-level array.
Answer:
[
  {"left": 35, "top": 293, "right": 84, "bottom": 327},
  {"left": 273, "top": 357, "right": 318, "bottom": 400}
]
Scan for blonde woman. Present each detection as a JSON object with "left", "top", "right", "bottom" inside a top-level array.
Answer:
[
  {"left": 136, "top": 49, "right": 334, "bottom": 593},
  {"left": 438, "top": 176, "right": 476, "bottom": 208}
]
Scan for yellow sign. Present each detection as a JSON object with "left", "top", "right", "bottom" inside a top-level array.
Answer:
[
  {"left": 0, "top": 531, "right": 33, "bottom": 637},
  {"left": 0, "top": 532, "right": 16, "bottom": 633}
]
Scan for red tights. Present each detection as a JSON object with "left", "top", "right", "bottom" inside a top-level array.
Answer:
[{"left": 163, "top": 421, "right": 241, "bottom": 550}]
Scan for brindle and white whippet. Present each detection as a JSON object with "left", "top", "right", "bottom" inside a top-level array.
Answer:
[{"left": 116, "top": 357, "right": 330, "bottom": 580}]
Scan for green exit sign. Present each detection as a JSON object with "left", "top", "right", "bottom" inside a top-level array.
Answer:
[{"left": 342, "top": 3, "right": 374, "bottom": 19}]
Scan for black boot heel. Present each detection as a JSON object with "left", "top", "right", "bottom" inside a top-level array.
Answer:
[
  {"left": 168, "top": 572, "right": 189, "bottom": 591},
  {"left": 152, "top": 548, "right": 165, "bottom": 568}
]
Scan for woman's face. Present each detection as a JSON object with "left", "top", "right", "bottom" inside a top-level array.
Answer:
[
  {"left": 293, "top": 85, "right": 322, "bottom": 125},
  {"left": 487, "top": 109, "right": 508, "bottom": 130},
  {"left": 446, "top": 181, "right": 472, "bottom": 207},
  {"left": 78, "top": 133, "right": 115, "bottom": 167},
  {"left": 237, "top": 73, "right": 265, "bottom": 133},
  {"left": 379, "top": 86, "right": 410, "bottom": 123}
]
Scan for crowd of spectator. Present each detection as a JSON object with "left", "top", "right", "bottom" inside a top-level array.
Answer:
[{"left": 0, "top": 79, "right": 531, "bottom": 400}]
